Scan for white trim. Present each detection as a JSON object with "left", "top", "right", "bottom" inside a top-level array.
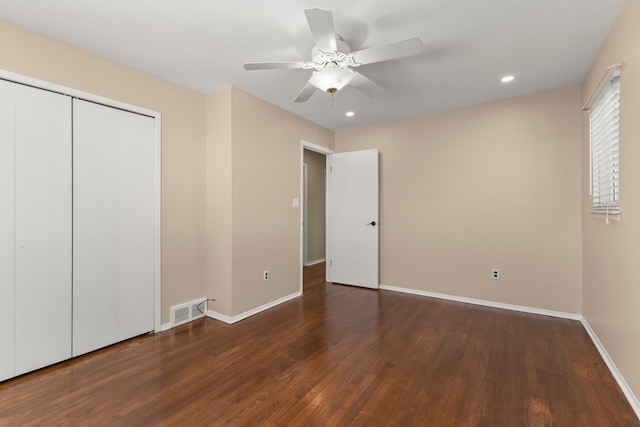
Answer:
[
  {"left": 379, "top": 284, "right": 582, "bottom": 320},
  {"left": 206, "top": 311, "right": 234, "bottom": 324},
  {"left": 581, "top": 318, "right": 640, "bottom": 420},
  {"left": 0, "top": 70, "right": 158, "bottom": 117},
  {"left": 306, "top": 258, "right": 326, "bottom": 266},
  {"left": 160, "top": 323, "right": 172, "bottom": 332},
  {"left": 582, "top": 62, "right": 625, "bottom": 111},
  {"left": 303, "top": 140, "right": 334, "bottom": 155},
  {"left": 300, "top": 141, "right": 334, "bottom": 295},
  {"left": 153, "top": 110, "right": 162, "bottom": 333},
  {"left": 303, "top": 163, "right": 308, "bottom": 266},
  {"left": 206, "top": 291, "right": 301, "bottom": 324},
  {"left": 0, "top": 69, "right": 163, "bottom": 333}
]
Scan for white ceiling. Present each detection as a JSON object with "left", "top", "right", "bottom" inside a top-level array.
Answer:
[{"left": 0, "top": 0, "right": 626, "bottom": 130}]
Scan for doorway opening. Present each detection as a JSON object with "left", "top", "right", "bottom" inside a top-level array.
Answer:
[{"left": 300, "top": 141, "right": 334, "bottom": 293}]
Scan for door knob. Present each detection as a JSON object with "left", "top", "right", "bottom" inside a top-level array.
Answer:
[{"left": 367, "top": 221, "right": 376, "bottom": 226}]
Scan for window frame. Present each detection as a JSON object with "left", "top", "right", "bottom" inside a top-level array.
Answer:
[{"left": 589, "top": 73, "right": 621, "bottom": 211}]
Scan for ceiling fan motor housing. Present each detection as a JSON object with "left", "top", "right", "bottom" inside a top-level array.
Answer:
[{"left": 310, "top": 38, "right": 353, "bottom": 69}]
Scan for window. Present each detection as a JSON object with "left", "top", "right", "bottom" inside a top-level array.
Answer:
[{"left": 589, "top": 74, "right": 621, "bottom": 210}]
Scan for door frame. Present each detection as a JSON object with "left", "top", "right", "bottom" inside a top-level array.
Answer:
[
  {"left": 0, "top": 69, "right": 163, "bottom": 333},
  {"left": 302, "top": 163, "right": 308, "bottom": 266},
  {"left": 300, "top": 141, "right": 334, "bottom": 294}
]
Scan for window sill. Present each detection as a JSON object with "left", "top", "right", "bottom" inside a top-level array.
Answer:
[{"left": 591, "top": 209, "right": 621, "bottom": 215}]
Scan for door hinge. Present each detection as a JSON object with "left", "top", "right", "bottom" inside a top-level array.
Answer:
[{"left": 330, "top": 259, "right": 333, "bottom": 266}]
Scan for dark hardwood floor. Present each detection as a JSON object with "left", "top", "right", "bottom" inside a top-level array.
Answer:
[{"left": 0, "top": 263, "right": 637, "bottom": 426}]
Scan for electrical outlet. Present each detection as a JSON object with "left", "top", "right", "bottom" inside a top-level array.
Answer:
[
  {"left": 263, "top": 270, "right": 269, "bottom": 282},
  {"left": 492, "top": 269, "right": 500, "bottom": 279}
]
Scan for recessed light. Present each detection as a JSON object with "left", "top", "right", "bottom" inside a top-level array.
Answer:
[
  {"left": 501, "top": 75, "right": 515, "bottom": 83},
  {"left": 346, "top": 111, "right": 355, "bottom": 117}
]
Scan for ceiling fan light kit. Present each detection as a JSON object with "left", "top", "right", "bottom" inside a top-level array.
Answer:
[
  {"left": 310, "top": 68, "right": 355, "bottom": 93},
  {"left": 243, "top": 8, "right": 422, "bottom": 103}
]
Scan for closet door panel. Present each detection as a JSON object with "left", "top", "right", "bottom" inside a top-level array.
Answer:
[
  {"left": 73, "top": 100, "right": 155, "bottom": 348},
  {"left": 0, "top": 81, "right": 15, "bottom": 381},
  {"left": 117, "top": 111, "right": 155, "bottom": 340},
  {"left": 14, "top": 85, "right": 72, "bottom": 374},
  {"left": 72, "top": 100, "right": 119, "bottom": 356}
]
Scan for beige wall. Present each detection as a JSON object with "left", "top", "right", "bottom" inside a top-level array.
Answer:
[
  {"left": 304, "top": 149, "right": 326, "bottom": 263},
  {"left": 205, "top": 87, "right": 334, "bottom": 317},
  {"left": 336, "top": 86, "right": 583, "bottom": 313},
  {"left": 206, "top": 87, "right": 233, "bottom": 316},
  {"left": 230, "top": 88, "right": 333, "bottom": 315},
  {"left": 0, "top": 20, "right": 207, "bottom": 324},
  {"left": 581, "top": 0, "right": 640, "bottom": 401}
]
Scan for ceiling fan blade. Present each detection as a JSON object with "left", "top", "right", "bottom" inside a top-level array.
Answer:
[
  {"left": 243, "top": 62, "right": 307, "bottom": 70},
  {"left": 294, "top": 83, "right": 317, "bottom": 103},
  {"left": 304, "top": 8, "right": 337, "bottom": 52},
  {"left": 350, "top": 72, "right": 384, "bottom": 97},
  {"left": 350, "top": 37, "right": 422, "bottom": 66}
]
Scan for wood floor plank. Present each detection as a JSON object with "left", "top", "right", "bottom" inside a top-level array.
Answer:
[{"left": 0, "top": 262, "right": 637, "bottom": 426}]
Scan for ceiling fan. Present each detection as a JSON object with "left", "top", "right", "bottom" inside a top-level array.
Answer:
[{"left": 243, "top": 8, "right": 423, "bottom": 103}]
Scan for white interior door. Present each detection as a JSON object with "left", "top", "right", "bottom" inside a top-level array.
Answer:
[
  {"left": 326, "top": 149, "right": 379, "bottom": 288},
  {"left": 14, "top": 84, "right": 72, "bottom": 374},
  {"left": 0, "top": 80, "right": 16, "bottom": 381}
]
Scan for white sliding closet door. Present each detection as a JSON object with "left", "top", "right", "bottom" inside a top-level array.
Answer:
[
  {"left": 14, "top": 85, "right": 72, "bottom": 375},
  {"left": 0, "top": 80, "right": 16, "bottom": 381},
  {"left": 73, "top": 100, "right": 155, "bottom": 356}
]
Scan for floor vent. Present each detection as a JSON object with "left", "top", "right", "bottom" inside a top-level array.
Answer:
[{"left": 170, "top": 298, "right": 207, "bottom": 327}]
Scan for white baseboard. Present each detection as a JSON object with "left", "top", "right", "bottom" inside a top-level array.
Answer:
[
  {"left": 207, "top": 291, "right": 302, "bottom": 324},
  {"left": 305, "top": 258, "right": 326, "bottom": 266},
  {"left": 581, "top": 318, "right": 640, "bottom": 419},
  {"left": 160, "top": 322, "right": 172, "bottom": 332},
  {"left": 379, "top": 284, "right": 582, "bottom": 320}
]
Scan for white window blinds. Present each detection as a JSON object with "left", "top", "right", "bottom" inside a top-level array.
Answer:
[{"left": 589, "top": 75, "right": 621, "bottom": 210}]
